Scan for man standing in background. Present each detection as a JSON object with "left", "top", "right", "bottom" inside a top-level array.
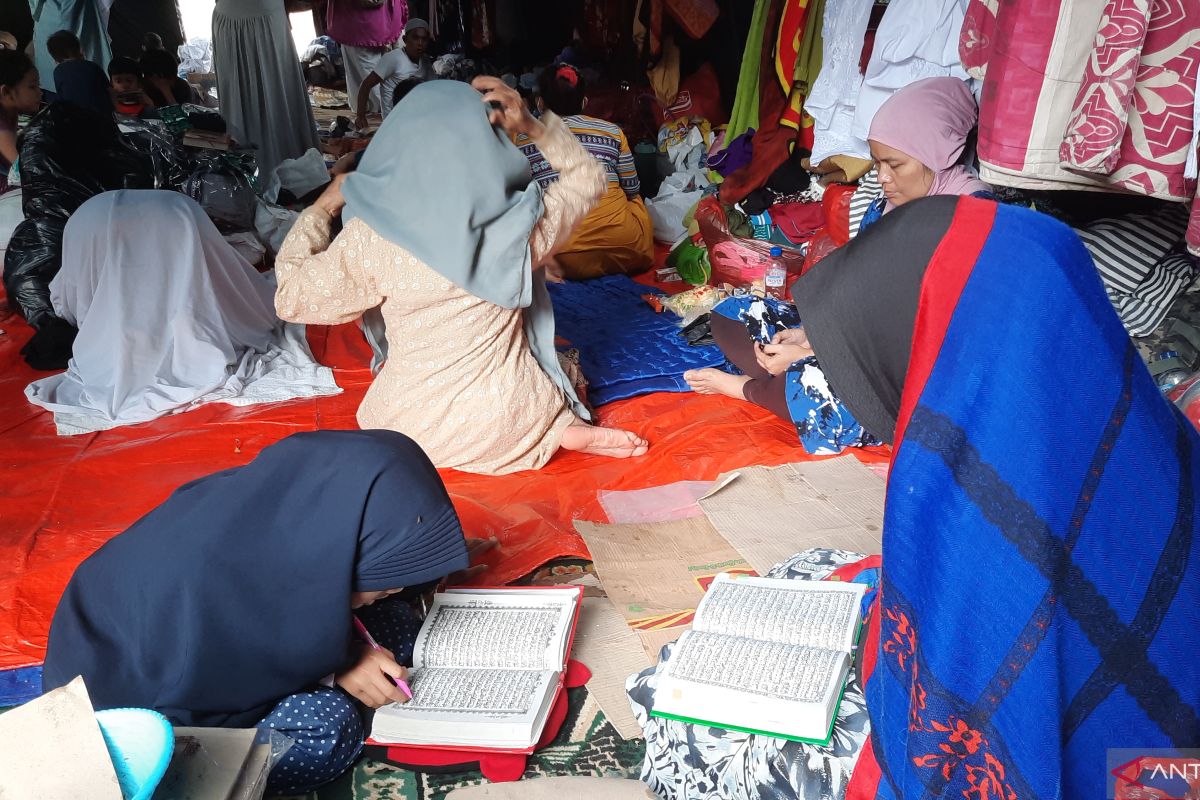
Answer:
[{"left": 325, "top": 0, "right": 407, "bottom": 117}]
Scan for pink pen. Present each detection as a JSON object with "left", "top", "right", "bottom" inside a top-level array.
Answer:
[{"left": 352, "top": 616, "right": 414, "bottom": 700}]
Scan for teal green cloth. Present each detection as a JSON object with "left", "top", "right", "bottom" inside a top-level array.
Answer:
[
  {"left": 725, "top": 0, "right": 771, "bottom": 142},
  {"left": 31, "top": 0, "right": 113, "bottom": 94},
  {"left": 343, "top": 82, "right": 589, "bottom": 421}
]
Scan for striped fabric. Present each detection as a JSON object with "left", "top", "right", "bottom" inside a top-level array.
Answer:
[
  {"left": 1075, "top": 204, "right": 1195, "bottom": 337},
  {"left": 518, "top": 115, "right": 640, "bottom": 199},
  {"left": 848, "top": 169, "right": 882, "bottom": 238}
]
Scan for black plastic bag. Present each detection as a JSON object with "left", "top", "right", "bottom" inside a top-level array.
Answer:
[
  {"left": 3, "top": 103, "right": 149, "bottom": 367},
  {"left": 183, "top": 153, "right": 257, "bottom": 232},
  {"left": 119, "top": 118, "right": 191, "bottom": 189},
  {"left": 4, "top": 104, "right": 120, "bottom": 327}
]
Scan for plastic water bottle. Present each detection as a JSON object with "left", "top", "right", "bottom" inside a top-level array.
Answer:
[
  {"left": 1151, "top": 350, "right": 1190, "bottom": 393},
  {"left": 749, "top": 210, "right": 773, "bottom": 240},
  {"left": 765, "top": 246, "right": 787, "bottom": 299}
]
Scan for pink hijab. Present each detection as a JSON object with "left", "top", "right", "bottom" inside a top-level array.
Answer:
[{"left": 868, "top": 77, "right": 989, "bottom": 208}]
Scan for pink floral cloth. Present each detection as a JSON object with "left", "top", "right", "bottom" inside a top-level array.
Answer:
[
  {"left": 966, "top": 0, "right": 1200, "bottom": 256},
  {"left": 1059, "top": 0, "right": 1152, "bottom": 174}
]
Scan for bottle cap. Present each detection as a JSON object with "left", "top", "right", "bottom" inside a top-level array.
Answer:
[{"left": 769, "top": 247, "right": 782, "bottom": 257}]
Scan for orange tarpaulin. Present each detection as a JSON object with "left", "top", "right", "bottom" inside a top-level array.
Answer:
[{"left": 0, "top": 288, "right": 886, "bottom": 672}]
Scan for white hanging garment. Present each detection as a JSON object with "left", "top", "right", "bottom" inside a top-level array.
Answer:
[
  {"left": 806, "top": 0, "right": 876, "bottom": 163},
  {"left": 851, "top": 0, "right": 975, "bottom": 145},
  {"left": 26, "top": 191, "right": 340, "bottom": 436}
]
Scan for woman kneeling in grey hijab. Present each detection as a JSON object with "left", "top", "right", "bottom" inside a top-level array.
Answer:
[{"left": 275, "top": 77, "right": 648, "bottom": 475}]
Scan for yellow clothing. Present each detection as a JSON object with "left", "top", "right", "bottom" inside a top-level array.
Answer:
[
  {"left": 555, "top": 186, "right": 655, "bottom": 280},
  {"left": 517, "top": 115, "right": 655, "bottom": 280}
]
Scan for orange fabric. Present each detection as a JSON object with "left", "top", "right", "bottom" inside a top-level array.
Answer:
[
  {"left": 554, "top": 189, "right": 655, "bottom": 280},
  {"left": 0, "top": 285, "right": 888, "bottom": 671}
]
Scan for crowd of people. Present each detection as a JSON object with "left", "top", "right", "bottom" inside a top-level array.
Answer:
[{"left": 1, "top": 3, "right": 1197, "bottom": 799}]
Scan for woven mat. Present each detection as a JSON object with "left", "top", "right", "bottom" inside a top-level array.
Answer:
[{"left": 296, "top": 687, "right": 645, "bottom": 800}]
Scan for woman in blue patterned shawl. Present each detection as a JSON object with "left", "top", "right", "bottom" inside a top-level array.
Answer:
[{"left": 793, "top": 194, "right": 1200, "bottom": 799}]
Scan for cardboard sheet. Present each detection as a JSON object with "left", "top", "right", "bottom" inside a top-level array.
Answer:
[
  {"left": 0, "top": 676, "right": 122, "bottom": 800},
  {"left": 572, "top": 597, "right": 652, "bottom": 740},
  {"left": 575, "top": 517, "right": 754, "bottom": 660},
  {"left": 698, "top": 460, "right": 885, "bottom": 573},
  {"left": 155, "top": 727, "right": 269, "bottom": 800}
]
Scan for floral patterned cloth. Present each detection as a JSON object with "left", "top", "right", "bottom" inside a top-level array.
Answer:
[
  {"left": 626, "top": 548, "right": 876, "bottom": 800},
  {"left": 966, "top": 0, "right": 1200, "bottom": 256},
  {"left": 713, "top": 296, "right": 879, "bottom": 455}
]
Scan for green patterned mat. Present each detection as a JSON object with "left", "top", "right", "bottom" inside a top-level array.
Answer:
[{"left": 290, "top": 687, "right": 645, "bottom": 800}]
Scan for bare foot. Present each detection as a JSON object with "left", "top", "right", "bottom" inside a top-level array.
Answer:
[
  {"left": 684, "top": 368, "right": 752, "bottom": 400},
  {"left": 560, "top": 423, "right": 649, "bottom": 459}
]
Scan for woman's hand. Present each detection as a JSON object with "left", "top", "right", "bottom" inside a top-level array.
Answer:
[
  {"left": 330, "top": 152, "right": 358, "bottom": 176},
  {"left": 755, "top": 329, "right": 814, "bottom": 376},
  {"left": 471, "top": 76, "right": 545, "bottom": 142},
  {"left": 335, "top": 644, "right": 409, "bottom": 708},
  {"left": 446, "top": 536, "right": 499, "bottom": 584},
  {"left": 772, "top": 328, "right": 811, "bottom": 348},
  {"left": 313, "top": 173, "right": 348, "bottom": 217}
]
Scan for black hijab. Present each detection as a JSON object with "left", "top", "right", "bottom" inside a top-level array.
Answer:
[
  {"left": 791, "top": 195, "right": 960, "bottom": 443},
  {"left": 41, "top": 430, "right": 469, "bottom": 727}
]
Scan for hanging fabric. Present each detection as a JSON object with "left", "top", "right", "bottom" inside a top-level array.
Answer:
[
  {"left": 665, "top": 0, "right": 720, "bottom": 39},
  {"left": 725, "top": 0, "right": 773, "bottom": 142},
  {"left": 806, "top": 0, "right": 875, "bottom": 163},
  {"left": 1058, "top": 0, "right": 1153, "bottom": 175},
  {"left": 970, "top": 0, "right": 1200, "bottom": 256},
  {"left": 850, "top": 0, "right": 973, "bottom": 146}
]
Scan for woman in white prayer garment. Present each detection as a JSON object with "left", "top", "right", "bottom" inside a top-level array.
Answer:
[{"left": 24, "top": 190, "right": 339, "bottom": 435}]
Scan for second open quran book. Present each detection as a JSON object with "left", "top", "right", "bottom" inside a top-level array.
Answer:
[{"left": 650, "top": 573, "right": 866, "bottom": 744}]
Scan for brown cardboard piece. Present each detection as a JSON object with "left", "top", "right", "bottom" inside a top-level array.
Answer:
[
  {"left": 572, "top": 596, "right": 652, "bottom": 740},
  {"left": 697, "top": 459, "right": 884, "bottom": 574},
  {"left": 0, "top": 676, "right": 123, "bottom": 800},
  {"left": 575, "top": 516, "right": 751, "bottom": 662}
]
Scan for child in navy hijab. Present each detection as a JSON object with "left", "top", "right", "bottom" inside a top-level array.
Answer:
[{"left": 42, "top": 430, "right": 478, "bottom": 794}]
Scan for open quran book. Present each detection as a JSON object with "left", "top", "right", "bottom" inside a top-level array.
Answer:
[
  {"left": 651, "top": 574, "right": 866, "bottom": 744},
  {"left": 368, "top": 587, "right": 582, "bottom": 751}
]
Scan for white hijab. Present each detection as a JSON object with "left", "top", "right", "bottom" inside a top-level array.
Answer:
[{"left": 26, "top": 190, "right": 339, "bottom": 434}]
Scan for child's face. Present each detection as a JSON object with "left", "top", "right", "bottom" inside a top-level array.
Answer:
[
  {"left": 111, "top": 73, "right": 139, "bottom": 95},
  {"left": 1, "top": 68, "right": 42, "bottom": 115}
]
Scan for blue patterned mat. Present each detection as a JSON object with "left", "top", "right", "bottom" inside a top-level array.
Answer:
[{"left": 549, "top": 275, "right": 727, "bottom": 406}]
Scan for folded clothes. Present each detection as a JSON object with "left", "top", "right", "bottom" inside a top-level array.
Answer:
[{"left": 549, "top": 274, "right": 730, "bottom": 405}]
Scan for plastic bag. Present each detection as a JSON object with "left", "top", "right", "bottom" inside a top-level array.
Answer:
[
  {"left": 802, "top": 228, "right": 839, "bottom": 273},
  {"left": 254, "top": 199, "right": 300, "bottom": 255},
  {"left": 3, "top": 104, "right": 132, "bottom": 333},
  {"left": 118, "top": 118, "right": 191, "bottom": 190},
  {"left": 184, "top": 154, "right": 257, "bottom": 232},
  {"left": 693, "top": 196, "right": 805, "bottom": 289},
  {"left": 263, "top": 148, "right": 330, "bottom": 204},
  {"left": 177, "top": 38, "right": 213, "bottom": 75}
]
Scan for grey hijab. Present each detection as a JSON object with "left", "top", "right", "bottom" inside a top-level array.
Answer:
[{"left": 344, "top": 80, "right": 589, "bottom": 421}]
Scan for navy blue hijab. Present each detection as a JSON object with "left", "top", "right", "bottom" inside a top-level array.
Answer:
[{"left": 41, "top": 430, "right": 469, "bottom": 727}]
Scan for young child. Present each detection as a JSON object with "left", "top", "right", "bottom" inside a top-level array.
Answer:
[
  {"left": 46, "top": 30, "right": 111, "bottom": 117},
  {"left": 107, "top": 55, "right": 154, "bottom": 117},
  {"left": 0, "top": 50, "right": 41, "bottom": 194},
  {"left": 139, "top": 48, "right": 194, "bottom": 107}
]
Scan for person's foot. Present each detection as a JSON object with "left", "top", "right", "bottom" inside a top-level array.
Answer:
[
  {"left": 561, "top": 423, "right": 649, "bottom": 458},
  {"left": 684, "top": 368, "right": 751, "bottom": 400}
]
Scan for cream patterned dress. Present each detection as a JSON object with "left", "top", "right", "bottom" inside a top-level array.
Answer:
[{"left": 275, "top": 115, "right": 605, "bottom": 475}]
